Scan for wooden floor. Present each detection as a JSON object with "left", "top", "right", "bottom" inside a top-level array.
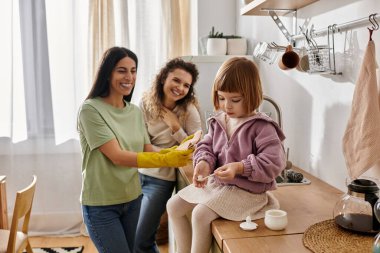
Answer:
[{"left": 29, "top": 236, "right": 169, "bottom": 253}]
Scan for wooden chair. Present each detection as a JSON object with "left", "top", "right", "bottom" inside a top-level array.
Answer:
[
  {"left": 0, "top": 176, "right": 9, "bottom": 229},
  {"left": 0, "top": 175, "right": 37, "bottom": 253}
]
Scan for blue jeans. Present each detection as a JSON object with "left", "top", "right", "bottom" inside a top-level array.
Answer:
[
  {"left": 82, "top": 195, "right": 142, "bottom": 253},
  {"left": 135, "top": 174, "right": 175, "bottom": 253}
]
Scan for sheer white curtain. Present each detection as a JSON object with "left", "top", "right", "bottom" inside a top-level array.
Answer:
[
  {"left": 128, "top": 0, "right": 167, "bottom": 103},
  {"left": 89, "top": 0, "right": 115, "bottom": 82},
  {"left": 46, "top": 0, "right": 192, "bottom": 142},
  {"left": 45, "top": 0, "right": 90, "bottom": 145},
  {"left": 0, "top": 0, "right": 85, "bottom": 236},
  {"left": 0, "top": 0, "right": 191, "bottom": 146},
  {"left": 129, "top": 0, "right": 191, "bottom": 103},
  {"left": 0, "top": 0, "right": 27, "bottom": 143},
  {"left": 166, "top": 0, "right": 191, "bottom": 59}
]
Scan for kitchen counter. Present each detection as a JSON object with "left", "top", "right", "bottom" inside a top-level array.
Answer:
[
  {"left": 223, "top": 234, "right": 310, "bottom": 253},
  {"left": 176, "top": 165, "right": 343, "bottom": 253}
]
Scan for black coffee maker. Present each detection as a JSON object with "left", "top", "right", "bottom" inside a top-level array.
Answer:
[{"left": 333, "top": 179, "right": 380, "bottom": 233}]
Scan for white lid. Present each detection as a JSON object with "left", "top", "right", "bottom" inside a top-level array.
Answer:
[{"left": 239, "top": 221, "right": 258, "bottom": 231}]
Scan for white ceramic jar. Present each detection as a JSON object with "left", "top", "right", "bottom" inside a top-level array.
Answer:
[
  {"left": 264, "top": 209, "right": 288, "bottom": 230},
  {"left": 227, "top": 38, "right": 247, "bottom": 55},
  {"left": 206, "top": 38, "right": 227, "bottom": 56}
]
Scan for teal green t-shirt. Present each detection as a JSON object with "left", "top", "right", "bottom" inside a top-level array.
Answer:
[{"left": 78, "top": 98, "right": 150, "bottom": 206}]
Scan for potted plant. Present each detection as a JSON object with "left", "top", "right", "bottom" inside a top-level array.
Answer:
[{"left": 206, "top": 27, "right": 227, "bottom": 56}]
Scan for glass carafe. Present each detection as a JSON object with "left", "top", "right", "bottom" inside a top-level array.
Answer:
[
  {"left": 333, "top": 179, "right": 379, "bottom": 233},
  {"left": 372, "top": 199, "right": 380, "bottom": 252}
]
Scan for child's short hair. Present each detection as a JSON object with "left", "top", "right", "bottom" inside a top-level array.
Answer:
[{"left": 212, "top": 57, "right": 263, "bottom": 113}]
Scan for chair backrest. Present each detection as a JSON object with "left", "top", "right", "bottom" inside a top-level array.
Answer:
[{"left": 7, "top": 175, "right": 37, "bottom": 252}]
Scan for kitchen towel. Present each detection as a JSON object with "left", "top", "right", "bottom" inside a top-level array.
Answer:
[{"left": 342, "top": 40, "right": 380, "bottom": 179}]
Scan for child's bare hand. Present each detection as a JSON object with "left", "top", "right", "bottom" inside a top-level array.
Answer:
[
  {"left": 214, "top": 162, "right": 243, "bottom": 181},
  {"left": 193, "top": 161, "right": 211, "bottom": 188}
]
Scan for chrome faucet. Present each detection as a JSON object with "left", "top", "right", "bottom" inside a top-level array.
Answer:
[
  {"left": 262, "top": 95, "right": 290, "bottom": 181},
  {"left": 262, "top": 96, "right": 310, "bottom": 185},
  {"left": 263, "top": 95, "right": 282, "bottom": 129}
]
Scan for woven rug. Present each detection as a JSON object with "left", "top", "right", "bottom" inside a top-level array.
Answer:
[
  {"left": 303, "top": 219, "right": 373, "bottom": 253},
  {"left": 25, "top": 246, "right": 84, "bottom": 253}
]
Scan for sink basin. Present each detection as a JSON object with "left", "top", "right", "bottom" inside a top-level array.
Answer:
[{"left": 276, "top": 176, "right": 311, "bottom": 186}]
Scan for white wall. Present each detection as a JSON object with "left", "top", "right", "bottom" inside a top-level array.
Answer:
[
  {"left": 235, "top": 0, "right": 380, "bottom": 190},
  {"left": 197, "top": 0, "right": 236, "bottom": 55}
]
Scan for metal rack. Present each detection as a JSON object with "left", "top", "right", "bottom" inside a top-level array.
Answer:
[
  {"left": 257, "top": 12, "right": 378, "bottom": 75},
  {"left": 267, "top": 10, "right": 378, "bottom": 43},
  {"left": 292, "top": 13, "right": 379, "bottom": 41},
  {"left": 299, "top": 24, "right": 341, "bottom": 75}
]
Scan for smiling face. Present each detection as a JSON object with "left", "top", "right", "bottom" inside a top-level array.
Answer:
[
  {"left": 217, "top": 90, "right": 248, "bottom": 118},
  {"left": 109, "top": 56, "right": 137, "bottom": 99},
  {"left": 162, "top": 68, "right": 192, "bottom": 108}
]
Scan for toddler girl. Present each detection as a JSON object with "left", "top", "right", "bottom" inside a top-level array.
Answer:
[{"left": 167, "top": 57, "right": 286, "bottom": 253}]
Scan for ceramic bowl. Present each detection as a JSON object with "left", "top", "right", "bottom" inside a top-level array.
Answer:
[{"left": 264, "top": 209, "right": 288, "bottom": 230}]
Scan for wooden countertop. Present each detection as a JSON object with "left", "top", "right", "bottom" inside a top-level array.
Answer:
[
  {"left": 223, "top": 234, "right": 310, "bottom": 253},
  {"left": 177, "top": 165, "right": 343, "bottom": 252}
]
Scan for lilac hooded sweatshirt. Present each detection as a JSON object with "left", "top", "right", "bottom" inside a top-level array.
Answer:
[{"left": 193, "top": 112, "right": 286, "bottom": 194}]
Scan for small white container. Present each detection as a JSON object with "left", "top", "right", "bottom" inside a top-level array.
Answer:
[
  {"left": 207, "top": 38, "right": 227, "bottom": 56},
  {"left": 264, "top": 209, "right": 288, "bottom": 230},
  {"left": 227, "top": 38, "right": 247, "bottom": 55}
]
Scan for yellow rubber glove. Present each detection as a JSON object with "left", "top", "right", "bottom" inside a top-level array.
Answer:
[
  {"left": 158, "top": 146, "right": 178, "bottom": 154},
  {"left": 137, "top": 149, "right": 193, "bottom": 168},
  {"left": 158, "top": 134, "right": 194, "bottom": 154},
  {"left": 181, "top": 134, "right": 194, "bottom": 144}
]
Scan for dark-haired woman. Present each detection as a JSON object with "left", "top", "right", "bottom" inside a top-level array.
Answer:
[
  {"left": 135, "top": 58, "right": 202, "bottom": 253},
  {"left": 77, "top": 47, "right": 193, "bottom": 253}
]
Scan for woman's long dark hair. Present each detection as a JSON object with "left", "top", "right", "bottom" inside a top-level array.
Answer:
[{"left": 86, "top": 47, "right": 138, "bottom": 102}]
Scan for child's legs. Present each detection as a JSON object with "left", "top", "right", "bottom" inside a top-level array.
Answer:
[
  {"left": 191, "top": 204, "right": 220, "bottom": 253},
  {"left": 167, "top": 194, "right": 196, "bottom": 253}
]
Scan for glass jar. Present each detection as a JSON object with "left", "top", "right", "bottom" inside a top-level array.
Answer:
[{"left": 333, "top": 179, "right": 379, "bottom": 233}]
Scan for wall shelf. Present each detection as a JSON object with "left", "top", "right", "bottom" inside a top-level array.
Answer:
[
  {"left": 181, "top": 55, "right": 253, "bottom": 63},
  {"left": 240, "top": 0, "right": 319, "bottom": 16}
]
